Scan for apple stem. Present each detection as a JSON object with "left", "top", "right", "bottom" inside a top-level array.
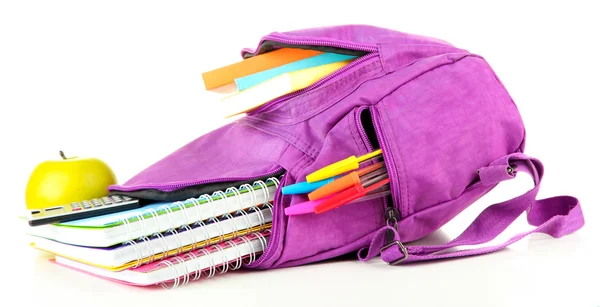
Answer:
[{"left": 59, "top": 150, "right": 67, "bottom": 160}]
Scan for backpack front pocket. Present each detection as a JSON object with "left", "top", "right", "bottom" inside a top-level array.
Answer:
[
  {"left": 248, "top": 106, "right": 387, "bottom": 268},
  {"left": 368, "top": 55, "right": 526, "bottom": 244}
]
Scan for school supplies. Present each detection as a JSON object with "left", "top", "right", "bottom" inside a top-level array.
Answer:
[
  {"left": 221, "top": 60, "right": 352, "bottom": 118},
  {"left": 235, "top": 53, "right": 357, "bottom": 91},
  {"left": 284, "top": 189, "right": 392, "bottom": 216},
  {"left": 27, "top": 195, "right": 140, "bottom": 227},
  {"left": 283, "top": 162, "right": 385, "bottom": 196},
  {"left": 27, "top": 181, "right": 277, "bottom": 247},
  {"left": 26, "top": 178, "right": 280, "bottom": 288},
  {"left": 308, "top": 162, "right": 385, "bottom": 200},
  {"left": 281, "top": 176, "right": 340, "bottom": 195},
  {"left": 201, "top": 48, "right": 323, "bottom": 90},
  {"left": 54, "top": 231, "right": 271, "bottom": 289},
  {"left": 31, "top": 206, "right": 272, "bottom": 270},
  {"left": 27, "top": 25, "right": 585, "bottom": 290},
  {"left": 315, "top": 176, "right": 390, "bottom": 214},
  {"left": 306, "top": 149, "right": 383, "bottom": 183},
  {"left": 282, "top": 160, "right": 388, "bottom": 214},
  {"left": 110, "top": 25, "right": 583, "bottom": 274}
]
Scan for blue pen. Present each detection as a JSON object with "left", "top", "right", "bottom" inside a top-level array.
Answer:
[{"left": 281, "top": 177, "right": 340, "bottom": 195}]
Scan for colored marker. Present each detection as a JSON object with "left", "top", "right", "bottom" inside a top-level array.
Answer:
[
  {"left": 308, "top": 162, "right": 385, "bottom": 200},
  {"left": 306, "top": 149, "right": 382, "bottom": 183}
]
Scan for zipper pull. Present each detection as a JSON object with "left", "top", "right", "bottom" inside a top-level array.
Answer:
[
  {"left": 358, "top": 205, "right": 407, "bottom": 264},
  {"left": 384, "top": 206, "right": 400, "bottom": 244},
  {"left": 385, "top": 206, "right": 399, "bottom": 229}
]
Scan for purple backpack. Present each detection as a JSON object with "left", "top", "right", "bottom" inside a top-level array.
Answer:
[{"left": 108, "top": 25, "right": 584, "bottom": 268}]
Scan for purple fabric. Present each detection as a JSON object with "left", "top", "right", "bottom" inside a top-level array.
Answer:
[
  {"left": 108, "top": 122, "right": 289, "bottom": 192},
  {"left": 108, "top": 25, "right": 583, "bottom": 268},
  {"left": 359, "top": 153, "right": 584, "bottom": 264},
  {"left": 280, "top": 24, "right": 455, "bottom": 47}
]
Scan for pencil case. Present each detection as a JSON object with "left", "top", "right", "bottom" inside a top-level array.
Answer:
[{"left": 108, "top": 24, "right": 584, "bottom": 269}]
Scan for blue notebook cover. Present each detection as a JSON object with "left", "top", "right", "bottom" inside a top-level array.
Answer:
[{"left": 234, "top": 52, "right": 357, "bottom": 91}]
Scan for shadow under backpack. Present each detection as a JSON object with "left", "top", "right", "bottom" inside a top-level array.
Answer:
[{"left": 108, "top": 25, "right": 584, "bottom": 269}]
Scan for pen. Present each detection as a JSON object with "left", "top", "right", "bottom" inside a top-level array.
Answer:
[
  {"left": 308, "top": 162, "right": 385, "bottom": 200},
  {"left": 305, "top": 149, "right": 382, "bottom": 183},
  {"left": 284, "top": 187, "right": 391, "bottom": 216},
  {"left": 281, "top": 176, "right": 340, "bottom": 195},
  {"left": 314, "top": 173, "right": 390, "bottom": 214}
]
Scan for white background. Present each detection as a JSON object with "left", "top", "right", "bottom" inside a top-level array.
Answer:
[{"left": 1, "top": 1, "right": 598, "bottom": 306}]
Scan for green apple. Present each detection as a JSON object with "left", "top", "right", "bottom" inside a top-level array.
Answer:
[{"left": 25, "top": 151, "right": 117, "bottom": 210}]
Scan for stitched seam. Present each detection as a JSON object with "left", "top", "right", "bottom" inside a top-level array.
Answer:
[
  {"left": 255, "top": 54, "right": 472, "bottom": 125},
  {"left": 284, "top": 134, "right": 318, "bottom": 160},
  {"left": 289, "top": 154, "right": 307, "bottom": 177},
  {"left": 264, "top": 155, "right": 314, "bottom": 268},
  {"left": 254, "top": 70, "right": 387, "bottom": 127},
  {"left": 355, "top": 106, "right": 387, "bottom": 228},
  {"left": 258, "top": 60, "right": 382, "bottom": 122},
  {"left": 377, "top": 43, "right": 388, "bottom": 74},
  {"left": 381, "top": 101, "right": 411, "bottom": 217},
  {"left": 367, "top": 55, "right": 476, "bottom": 216},
  {"left": 284, "top": 144, "right": 307, "bottom": 176},
  {"left": 273, "top": 155, "right": 314, "bottom": 266},
  {"left": 287, "top": 61, "right": 380, "bottom": 115},
  {"left": 349, "top": 108, "right": 365, "bottom": 154},
  {"left": 370, "top": 54, "right": 473, "bottom": 110},
  {"left": 266, "top": 63, "right": 376, "bottom": 116},
  {"left": 241, "top": 119, "right": 319, "bottom": 160},
  {"left": 350, "top": 106, "right": 382, "bottom": 228},
  {"left": 372, "top": 54, "right": 485, "bottom": 216}
]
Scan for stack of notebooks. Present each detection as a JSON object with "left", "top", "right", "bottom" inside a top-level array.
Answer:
[
  {"left": 26, "top": 178, "right": 280, "bottom": 289},
  {"left": 26, "top": 46, "right": 357, "bottom": 289}
]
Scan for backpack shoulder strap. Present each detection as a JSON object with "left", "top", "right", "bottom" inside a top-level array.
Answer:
[{"left": 359, "top": 153, "right": 585, "bottom": 265}]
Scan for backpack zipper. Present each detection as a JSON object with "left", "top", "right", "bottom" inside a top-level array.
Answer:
[
  {"left": 112, "top": 35, "right": 378, "bottom": 194},
  {"left": 245, "top": 172, "right": 288, "bottom": 269},
  {"left": 109, "top": 167, "right": 285, "bottom": 193},
  {"left": 369, "top": 106, "right": 402, "bottom": 218},
  {"left": 245, "top": 33, "right": 379, "bottom": 114},
  {"left": 244, "top": 32, "right": 378, "bottom": 55},
  {"left": 357, "top": 106, "right": 402, "bottom": 239}
]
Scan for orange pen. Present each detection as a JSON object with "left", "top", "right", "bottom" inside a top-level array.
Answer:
[
  {"left": 314, "top": 174, "right": 391, "bottom": 214},
  {"left": 308, "top": 162, "right": 385, "bottom": 200}
]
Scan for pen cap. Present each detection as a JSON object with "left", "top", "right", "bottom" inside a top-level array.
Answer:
[
  {"left": 306, "top": 156, "right": 359, "bottom": 183},
  {"left": 284, "top": 196, "right": 330, "bottom": 216},
  {"left": 308, "top": 172, "right": 360, "bottom": 200},
  {"left": 281, "top": 177, "right": 336, "bottom": 195}
]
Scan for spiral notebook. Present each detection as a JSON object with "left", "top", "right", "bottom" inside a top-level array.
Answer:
[
  {"left": 26, "top": 178, "right": 279, "bottom": 247},
  {"left": 54, "top": 230, "right": 271, "bottom": 289},
  {"left": 31, "top": 206, "right": 273, "bottom": 270}
]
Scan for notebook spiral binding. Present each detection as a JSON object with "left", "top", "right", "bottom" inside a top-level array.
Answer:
[
  {"left": 119, "top": 177, "right": 279, "bottom": 268},
  {"left": 158, "top": 229, "right": 271, "bottom": 289}
]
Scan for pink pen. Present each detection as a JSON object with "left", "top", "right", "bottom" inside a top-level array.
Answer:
[
  {"left": 284, "top": 196, "right": 332, "bottom": 216},
  {"left": 284, "top": 188, "right": 391, "bottom": 216}
]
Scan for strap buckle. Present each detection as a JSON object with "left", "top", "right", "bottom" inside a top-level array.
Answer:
[{"left": 380, "top": 240, "right": 408, "bottom": 265}]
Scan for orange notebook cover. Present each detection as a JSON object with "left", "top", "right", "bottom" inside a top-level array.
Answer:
[{"left": 201, "top": 48, "right": 323, "bottom": 90}]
